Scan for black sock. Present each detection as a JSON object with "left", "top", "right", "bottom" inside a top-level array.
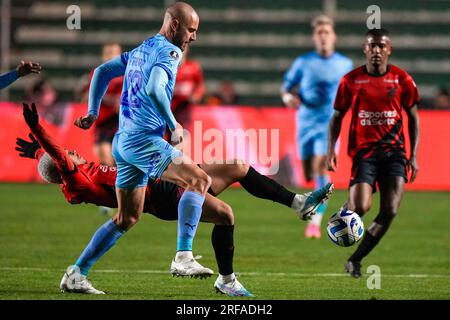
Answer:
[
  {"left": 239, "top": 166, "right": 295, "bottom": 207},
  {"left": 349, "top": 232, "right": 380, "bottom": 262},
  {"left": 349, "top": 211, "right": 396, "bottom": 262},
  {"left": 211, "top": 225, "right": 234, "bottom": 275}
]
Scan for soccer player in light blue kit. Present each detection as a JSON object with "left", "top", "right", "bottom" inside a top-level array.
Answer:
[
  {"left": 281, "top": 15, "right": 353, "bottom": 238},
  {"left": 60, "top": 2, "right": 214, "bottom": 294},
  {"left": 0, "top": 61, "right": 41, "bottom": 89}
]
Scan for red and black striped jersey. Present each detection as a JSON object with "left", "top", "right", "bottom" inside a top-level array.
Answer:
[{"left": 334, "top": 64, "right": 419, "bottom": 158}]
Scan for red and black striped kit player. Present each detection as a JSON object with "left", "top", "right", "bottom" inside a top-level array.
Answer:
[{"left": 327, "top": 28, "right": 420, "bottom": 277}]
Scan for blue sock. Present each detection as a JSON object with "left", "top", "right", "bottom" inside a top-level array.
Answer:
[
  {"left": 177, "top": 190, "right": 205, "bottom": 251},
  {"left": 315, "top": 175, "right": 329, "bottom": 216},
  {"left": 75, "top": 219, "right": 125, "bottom": 276}
]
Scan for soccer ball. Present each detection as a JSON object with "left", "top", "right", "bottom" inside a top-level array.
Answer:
[{"left": 326, "top": 209, "right": 364, "bottom": 247}]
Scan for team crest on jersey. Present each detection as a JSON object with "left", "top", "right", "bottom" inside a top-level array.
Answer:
[
  {"left": 170, "top": 51, "right": 179, "bottom": 60},
  {"left": 387, "top": 86, "right": 398, "bottom": 99}
]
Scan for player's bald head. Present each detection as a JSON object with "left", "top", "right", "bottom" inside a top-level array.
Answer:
[
  {"left": 161, "top": 2, "right": 199, "bottom": 51},
  {"left": 164, "top": 2, "right": 198, "bottom": 25}
]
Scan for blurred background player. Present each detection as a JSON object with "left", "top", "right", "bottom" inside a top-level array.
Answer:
[
  {"left": 0, "top": 60, "right": 41, "bottom": 89},
  {"left": 79, "top": 42, "right": 124, "bottom": 167},
  {"left": 171, "top": 47, "right": 205, "bottom": 131},
  {"left": 25, "top": 76, "right": 69, "bottom": 126},
  {"left": 327, "top": 28, "right": 420, "bottom": 277},
  {"left": 281, "top": 15, "right": 353, "bottom": 238}
]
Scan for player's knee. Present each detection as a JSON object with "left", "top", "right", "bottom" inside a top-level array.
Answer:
[
  {"left": 353, "top": 203, "right": 371, "bottom": 215},
  {"left": 114, "top": 212, "right": 140, "bottom": 230},
  {"left": 215, "top": 202, "right": 234, "bottom": 226},
  {"left": 187, "top": 171, "right": 212, "bottom": 194},
  {"left": 232, "top": 160, "right": 250, "bottom": 180}
]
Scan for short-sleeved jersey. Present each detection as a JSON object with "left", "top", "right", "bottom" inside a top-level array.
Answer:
[
  {"left": 334, "top": 64, "right": 419, "bottom": 158},
  {"left": 283, "top": 51, "right": 353, "bottom": 124},
  {"left": 119, "top": 34, "right": 182, "bottom": 135},
  {"left": 59, "top": 163, "right": 180, "bottom": 219},
  {"left": 60, "top": 163, "right": 118, "bottom": 207}
]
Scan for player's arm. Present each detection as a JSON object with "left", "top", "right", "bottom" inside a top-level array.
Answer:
[
  {"left": 146, "top": 66, "right": 182, "bottom": 145},
  {"left": 280, "top": 57, "right": 302, "bottom": 108},
  {"left": 405, "top": 105, "right": 420, "bottom": 182},
  {"left": 22, "top": 102, "right": 76, "bottom": 172},
  {"left": 191, "top": 64, "right": 205, "bottom": 104},
  {"left": 0, "top": 61, "right": 41, "bottom": 89},
  {"left": 327, "top": 110, "right": 346, "bottom": 172},
  {"left": 74, "top": 55, "right": 127, "bottom": 129},
  {"left": 328, "top": 77, "right": 350, "bottom": 172}
]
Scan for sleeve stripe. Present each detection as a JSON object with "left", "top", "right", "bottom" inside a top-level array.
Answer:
[
  {"left": 154, "top": 63, "right": 174, "bottom": 81},
  {"left": 120, "top": 52, "right": 128, "bottom": 65}
]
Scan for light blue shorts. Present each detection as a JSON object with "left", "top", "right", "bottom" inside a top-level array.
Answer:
[
  {"left": 112, "top": 131, "right": 182, "bottom": 189},
  {"left": 297, "top": 125, "right": 329, "bottom": 160}
]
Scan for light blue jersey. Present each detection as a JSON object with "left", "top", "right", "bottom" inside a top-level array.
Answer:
[
  {"left": 283, "top": 51, "right": 353, "bottom": 158},
  {"left": 119, "top": 34, "right": 182, "bottom": 136},
  {"left": 283, "top": 51, "right": 353, "bottom": 124}
]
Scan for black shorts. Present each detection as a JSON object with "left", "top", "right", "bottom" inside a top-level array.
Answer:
[
  {"left": 349, "top": 150, "right": 408, "bottom": 192},
  {"left": 145, "top": 179, "right": 216, "bottom": 221},
  {"left": 147, "top": 180, "right": 183, "bottom": 221},
  {"left": 94, "top": 116, "right": 119, "bottom": 144}
]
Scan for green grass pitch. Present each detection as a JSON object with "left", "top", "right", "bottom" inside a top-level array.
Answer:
[{"left": 0, "top": 183, "right": 449, "bottom": 300}]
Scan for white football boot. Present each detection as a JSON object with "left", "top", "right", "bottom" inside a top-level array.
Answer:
[
  {"left": 214, "top": 275, "right": 254, "bottom": 297},
  {"left": 169, "top": 253, "right": 214, "bottom": 279},
  {"left": 292, "top": 182, "right": 334, "bottom": 220},
  {"left": 60, "top": 266, "right": 105, "bottom": 294}
]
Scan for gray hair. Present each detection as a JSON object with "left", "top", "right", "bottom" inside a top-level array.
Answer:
[
  {"left": 311, "top": 15, "right": 334, "bottom": 29},
  {"left": 38, "top": 152, "right": 63, "bottom": 184}
]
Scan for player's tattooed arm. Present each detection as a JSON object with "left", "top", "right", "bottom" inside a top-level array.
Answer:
[
  {"left": 406, "top": 105, "right": 419, "bottom": 182},
  {"left": 327, "top": 110, "right": 346, "bottom": 172}
]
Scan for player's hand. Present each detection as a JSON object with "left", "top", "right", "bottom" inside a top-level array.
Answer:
[
  {"left": 282, "top": 92, "right": 300, "bottom": 109},
  {"left": 15, "top": 133, "right": 41, "bottom": 159},
  {"left": 22, "top": 102, "right": 39, "bottom": 129},
  {"left": 408, "top": 155, "right": 419, "bottom": 183},
  {"left": 170, "top": 123, "right": 184, "bottom": 146},
  {"left": 16, "top": 61, "right": 42, "bottom": 77},
  {"left": 327, "top": 151, "right": 338, "bottom": 172},
  {"left": 74, "top": 114, "right": 97, "bottom": 130}
]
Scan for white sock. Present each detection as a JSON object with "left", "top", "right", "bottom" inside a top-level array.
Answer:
[
  {"left": 175, "top": 250, "right": 193, "bottom": 262},
  {"left": 291, "top": 194, "right": 306, "bottom": 210},
  {"left": 219, "top": 273, "right": 236, "bottom": 284},
  {"left": 310, "top": 213, "right": 323, "bottom": 226}
]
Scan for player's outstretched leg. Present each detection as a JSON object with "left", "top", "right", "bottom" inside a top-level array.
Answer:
[
  {"left": 236, "top": 163, "right": 334, "bottom": 220},
  {"left": 201, "top": 162, "right": 334, "bottom": 222}
]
